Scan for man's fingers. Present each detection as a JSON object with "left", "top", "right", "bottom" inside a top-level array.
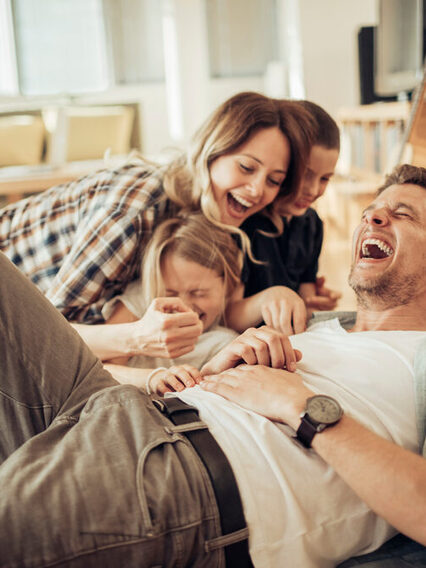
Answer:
[{"left": 244, "top": 327, "right": 284, "bottom": 368}]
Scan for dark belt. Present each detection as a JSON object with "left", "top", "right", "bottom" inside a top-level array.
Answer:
[{"left": 152, "top": 397, "right": 253, "bottom": 568}]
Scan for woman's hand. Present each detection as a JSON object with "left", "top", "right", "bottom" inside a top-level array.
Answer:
[
  {"left": 149, "top": 364, "right": 202, "bottom": 395},
  {"left": 128, "top": 298, "right": 203, "bottom": 358},
  {"left": 201, "top": 326, "right": 302, "bottom": 376}
]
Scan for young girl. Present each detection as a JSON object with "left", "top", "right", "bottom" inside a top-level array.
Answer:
[{"left": 102, "top": 213, "right": 242, "bottom": 395}]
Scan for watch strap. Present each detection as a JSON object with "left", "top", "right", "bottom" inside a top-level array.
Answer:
[{"left": 296, "top": 414, "right": 318, "bottom": 448}]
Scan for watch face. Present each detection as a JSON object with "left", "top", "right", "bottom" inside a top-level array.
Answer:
[{"left": 306, "top": 395, "right": 343, "bottom": 425}]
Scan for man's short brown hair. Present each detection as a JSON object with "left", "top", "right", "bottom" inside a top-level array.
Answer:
[{"left": 377, "top": 164, "right": 426, "bottom": 195}]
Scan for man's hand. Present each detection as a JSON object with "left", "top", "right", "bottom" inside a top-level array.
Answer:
[
  {"left": 303, "top": 276, "right": 342, "bottom": 312},
  {"left": 201, "top": 326, "right": 302, "bottom": 376},
  {"left": 258, "top": 286, "right": 307, "bottom": 335},
  {"left": 150, "top": 364, "right": 202, "bottom": 395},
  {"left": 128, "top": 297, "right": 203, "bottom": 358},
  {"left": 201, "top": 364, "right": 313, "bottom": 429}
]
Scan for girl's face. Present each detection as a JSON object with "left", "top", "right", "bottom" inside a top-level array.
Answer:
[
  {"left": 209, "top": 127, "right": 291, "bottom": 227},
  {"left": 280, "top": 145, "right": 339, "bottom": 219},
  {"left": 160, "top": 252, "right": 227, "bottom": 331}
]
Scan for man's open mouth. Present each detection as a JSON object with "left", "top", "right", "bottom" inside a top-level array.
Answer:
[
  {"left": 360, "top": 238, "right": 394, "bottom": 259},
  {"left": 227, "top": 191, "right": 253, "bottom": 214}
]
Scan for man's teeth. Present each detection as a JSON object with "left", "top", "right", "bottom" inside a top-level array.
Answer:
[
  {"left": 230, "top": 193, "right": 253, "bottom": 208},
  {"left": 361, "top": 238, "right": 394, "bottom": 257}
]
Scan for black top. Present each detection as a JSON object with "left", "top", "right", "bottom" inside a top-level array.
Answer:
[{"left": 241, "top": 209, "right": 323, "bottom": 297}]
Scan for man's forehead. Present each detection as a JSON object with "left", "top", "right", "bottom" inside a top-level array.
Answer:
[{"left": 374, "top": 183, "right": 426, "bottom": 209}]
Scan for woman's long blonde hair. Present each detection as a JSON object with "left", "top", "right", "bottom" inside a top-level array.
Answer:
[{"left": 140, "top": 213, "right": 242, "bottom": 316}]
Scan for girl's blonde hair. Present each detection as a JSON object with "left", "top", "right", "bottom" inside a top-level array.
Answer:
[{"left": 140, "top": 213, "right": 242, "bottom": 313}]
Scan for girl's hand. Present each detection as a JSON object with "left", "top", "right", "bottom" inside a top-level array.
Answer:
[
  {"left": 201, "top": 326, "right": 302, "bottom": 376},
  {"left": 258, "top": 286, "right": 307, "bottom": 335},
  {"left": 149, "top": 364, "right": 202, "bottom": 395},
  {"left": 129, "top": 298, "right": 203, "bottom": 359}
]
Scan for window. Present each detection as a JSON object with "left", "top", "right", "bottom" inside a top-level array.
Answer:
[
  {"left": 103, "top": 0, "right": 165, "bottom": 84},
  {"left": 12, "top": 0, "right": 109, "bottom": 96},
  {"left": 206, "top": 0, "right": 278, "bottom": 78},
  {"left": 1, "top": 0, "right": 165, "bottom": 97}
]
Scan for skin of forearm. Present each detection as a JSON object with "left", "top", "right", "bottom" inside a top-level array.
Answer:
[
  {"left": 103, "top": 363, "right": 151, "bottom": 390},
  {"left": 71, "top": 322, "right": 138, "bottom": 361},
  {"left": 311, "top": 415, "right": 426, "bottom": 545},
  {"left": 225, "top": 295, "right": 264, "bottom": 332}
]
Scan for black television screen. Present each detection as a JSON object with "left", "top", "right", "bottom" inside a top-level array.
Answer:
[
  {"left": 358, "top": 0, "right": 424, "bottom": 104},
  {"left": 375, "top": 0, "right": 423, "bottom": 97}
]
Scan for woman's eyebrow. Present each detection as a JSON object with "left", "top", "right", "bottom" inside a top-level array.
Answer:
[{"left": 240, "top": 153, "right": 287, "bottom": 174}]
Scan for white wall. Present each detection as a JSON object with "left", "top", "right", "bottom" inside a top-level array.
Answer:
[
  {"left": 149, "top": 0, "right": 380, "bottom": 153},
  {"left": 298, "top": 0, "right": 377, "bottom": 118}
]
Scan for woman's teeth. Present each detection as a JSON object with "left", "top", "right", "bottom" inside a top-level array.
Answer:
[{"left": 230, "top": 192, "right": 252, "bottom": 209}]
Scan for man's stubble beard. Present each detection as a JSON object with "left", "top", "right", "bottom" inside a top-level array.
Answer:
[{"left": 348, "top": 265, "right": 420, "bottom": 310}]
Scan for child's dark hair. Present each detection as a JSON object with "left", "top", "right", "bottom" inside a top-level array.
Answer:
[{"left": 297, "top": 100, "right": 340, "bottom": 151}]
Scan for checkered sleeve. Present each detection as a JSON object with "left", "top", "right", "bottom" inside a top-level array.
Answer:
[
  {"left": 45, "top": 207, "right": 145, "bottom": 323},
  {"left": 1, "top": 162, "right": 170, "bottom": 323}
]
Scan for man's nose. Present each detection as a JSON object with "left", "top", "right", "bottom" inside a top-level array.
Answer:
[{"left": 364, "top": 207, "right": 389, "bottom": 226}]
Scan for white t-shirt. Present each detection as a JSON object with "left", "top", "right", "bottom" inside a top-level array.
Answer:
[
  {"left": 102, "top": 280, "right": 238, "bottom": 369},
  {"left": 176, "top": 318, "right": 426, "bottom": 568}
]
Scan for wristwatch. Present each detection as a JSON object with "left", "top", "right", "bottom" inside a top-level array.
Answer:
[{"left": 296, "top": 395, "right": 343, "bottom": 448}]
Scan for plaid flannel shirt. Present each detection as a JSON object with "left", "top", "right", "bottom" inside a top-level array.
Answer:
[{"left": 0, "top": 163, "right": 177, "bottom": 323}]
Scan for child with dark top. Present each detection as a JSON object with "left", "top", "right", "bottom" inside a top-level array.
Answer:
[{"left": 228, "top": 101, "right": 341, "bottom": 332}]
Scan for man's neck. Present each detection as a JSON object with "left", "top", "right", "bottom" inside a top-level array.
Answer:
[{"left": 351, "top": 298, "right": 426, "bottom": 332}]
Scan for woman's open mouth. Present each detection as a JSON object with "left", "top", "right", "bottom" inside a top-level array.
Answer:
[{"left": 227, "top": 191, "right": 253, "bottom": 216}]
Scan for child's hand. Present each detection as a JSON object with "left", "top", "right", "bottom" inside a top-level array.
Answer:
[
  {"left": 149, "top": 364, "right": 202, "bottom": 395},
  {"left": 131, "top": 298, "right": 203, "bottom": 359},
  {"left": 258, "top": 286, "right": 307, "bottom": 335},
  {"left": 304, "top": 276, "right": 342, "bottom": 312},
  {"left": 200, "top": 326, "right": 302, "bottom": 377}
]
